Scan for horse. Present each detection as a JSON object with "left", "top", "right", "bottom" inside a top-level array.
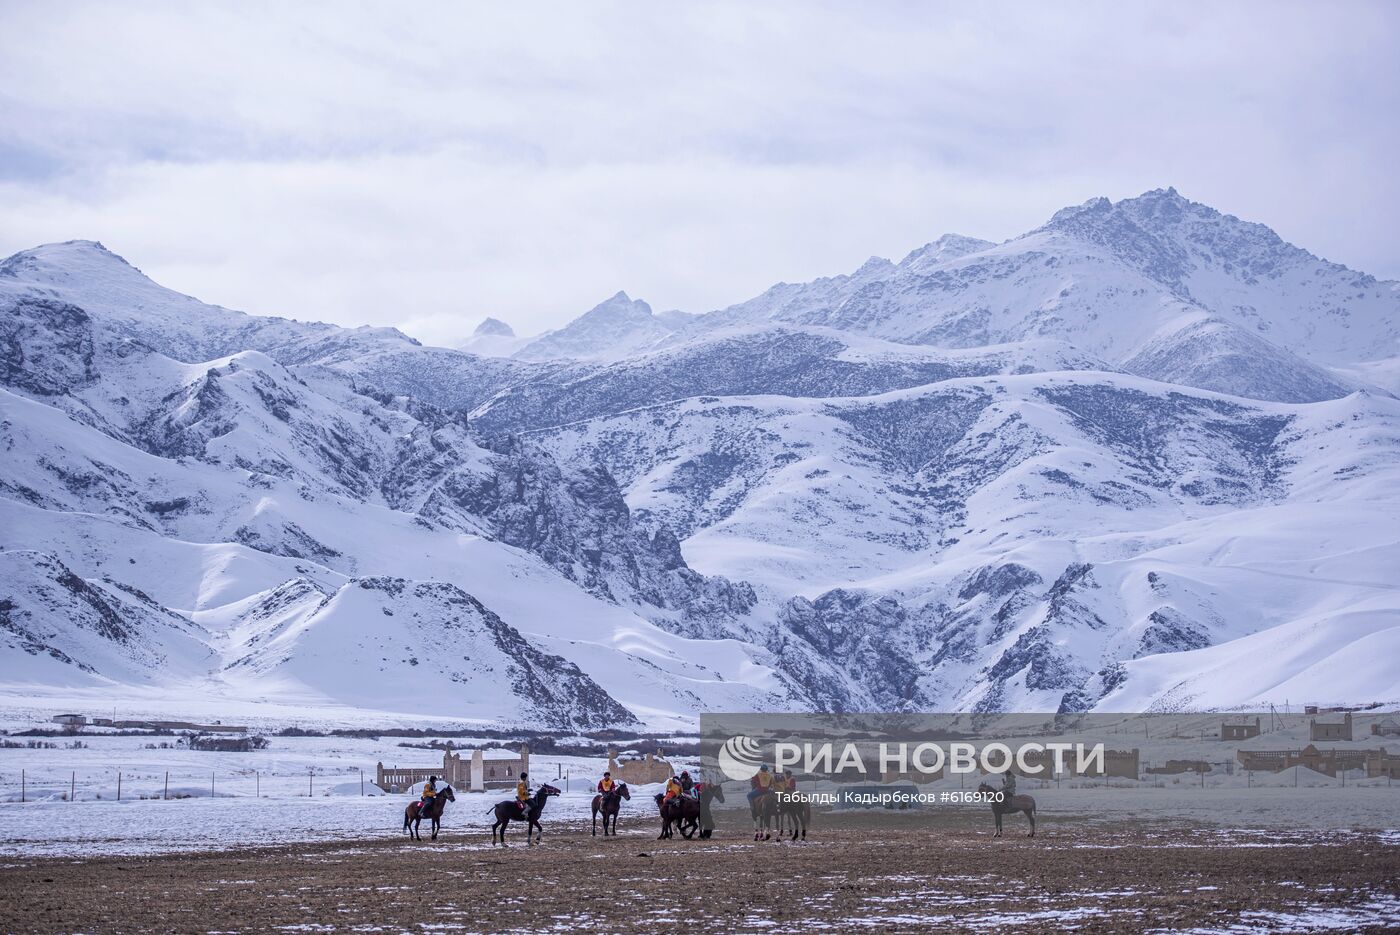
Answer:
[
  {"left": 777, "top": 789, "right": 810, "bottom": 841},
  {"left": 698, "top": 781, "right": 724, "bottom": 839},
  {"left": 749, "top": 789, "right": 778, "bottom": 841},
  {"left": 654, "top": 789, "right": 702, "bottom": 840},
  {"left": 591, "top": 782, "right": 630, "bottom": 836},
  {"left": 489, "top": 783, "right": 560, "bottom": 846},
  {"left": 403, "top": 784, "right": 456, "bottom": 841},
  {"left": 978, "top": 782, "right": 1036, "bottom": 837}
]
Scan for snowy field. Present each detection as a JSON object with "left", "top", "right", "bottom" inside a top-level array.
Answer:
[
  {"left": 3, "top": 728, "right": 1397, "bottom": 859},
  {"left": 0, "top": 730, "right": 697, "bottom": 857}
]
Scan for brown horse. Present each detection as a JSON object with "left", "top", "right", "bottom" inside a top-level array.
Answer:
[
  {"left": 978, "top": 782, "right": 1036, "bottom": 837},
  {"left": 403, "top": 784, "right": 456, "bottom": 841},
  {"left": 489, "top": 783, "right": 560, "bottom": 846},
  {"left": 591, "top": 782, "right": 630, "bottom": 836},
  {"left": 654, "top": 791, "right": 701, "bottom": 840},
  {"left": 777, "top": 790, "right": 810, "bottom": 841},
  {"left": 750, "top": 789, "right": 778, "bottom": 840}
]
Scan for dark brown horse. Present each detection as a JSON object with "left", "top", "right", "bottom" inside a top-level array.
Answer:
[
  {"left": 489, "top": 783, "right": 560, "bottom": 846},
  {"left": 655, "top": 790, "right": 702, "bottom": 840},
  {"left": 698, "top": 782, "right": 724, "bottom": 839},
  {"left": 978, "top": 782, "right": 1036, "bottom": 837},
  {"left": 591, "top": 782, "right": 630, "bottom": 836},
  {"left": 777, "top": 789, "right": 810, "bottom": 841},
  {"left": 750, "top": 789, "right": 778, "bottom": 840},
  {"left": 403, "top": 784, "right": 455, "bottom": 841}
]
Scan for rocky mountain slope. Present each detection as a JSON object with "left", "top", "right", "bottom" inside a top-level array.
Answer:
[{"left": 2, "top": 189, "right": 1398, "bottom": 725}]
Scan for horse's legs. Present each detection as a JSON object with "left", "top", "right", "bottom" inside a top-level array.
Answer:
[{"left": 1027, "top": 808, "right": 1035, "bottom": 838}]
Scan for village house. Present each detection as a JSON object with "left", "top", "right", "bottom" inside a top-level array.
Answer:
[
  {"left": 1309, "top": 713, "right": 1353, "bottom": 742},
  {"left": 1220, "top": 717, "right": 1261, "bottom": 741},
  {"left": 1370, "top": 717, "right": 1400, "bottom": 738}
]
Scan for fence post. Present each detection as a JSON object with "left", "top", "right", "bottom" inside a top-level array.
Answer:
[
  {"left": 117, "top": 770, "right": 122, "bottom": 801},
  {"left": 256, "top": 771, "right": 260, "bottom": 798},
  {"left": 20, "top": 769, "right": 24, "bottom": 803},
  {"left": 164, "top": 771, "right": 169, "bottom": 800},
  {"left": 360, "top": 768, "right": 364, "bottom": 796},
  {"left": 212, "top": 771, "right": 215, "bottom": 798},
  {"left": 71, "top": 771, "right": 75, "bottom": 802},
  {"left": 308, "top": 768, "right": 314, "bottom": 797}
]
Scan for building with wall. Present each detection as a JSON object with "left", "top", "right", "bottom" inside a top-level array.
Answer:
[
  {"left": 1221, "top": 718, "right": 1261, "bottom": 741},
  {"left": 1309, "top": 713, "right": 1353, "bottom": 742},
  {"left": 376, "top": 744, "right": 529, "bottom": 793}
]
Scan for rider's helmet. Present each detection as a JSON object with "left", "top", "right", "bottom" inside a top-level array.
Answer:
[
  {"left": 681, "top": 770, "right": 690, "bottom": 778},
  {"left": 520, "top": 772, "right": 528, "bottom": 780},
  {"left": 430, "top": 775, "right": 438, "bottom": 782},
  {"left": 760, "top": 764, "right": 769, "bottom": 772},
  {"left": 603, "top": 771, "right": 611, "bottom": 777}
]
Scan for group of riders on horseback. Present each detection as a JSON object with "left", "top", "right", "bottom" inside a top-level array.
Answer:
[{"left": 406, "top": 760, "right": 1031, "bottom": 843}]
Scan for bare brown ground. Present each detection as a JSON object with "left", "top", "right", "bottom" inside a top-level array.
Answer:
[{"left": 1, "top": 812, "right": 1397, "bottom": 933}]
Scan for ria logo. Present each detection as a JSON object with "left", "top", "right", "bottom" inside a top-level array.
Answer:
[{"left": 717, "top": 735, "right": 764, "bottom": 781}]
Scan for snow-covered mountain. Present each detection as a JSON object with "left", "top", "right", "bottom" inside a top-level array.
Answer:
[
  {"left": 459, "top": 316, "right": 531, "bottom": 358},
  {"left": 513, "top": 291, "right": 679, "bottom": 362},
  {"left": 3, "top": 189, "right": 1399, "bottom": 727}
]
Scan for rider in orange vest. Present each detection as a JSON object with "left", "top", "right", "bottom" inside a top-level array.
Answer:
[
  {"left": 515, "top": 772, "right": 530, "bottom": 816},
  {"left": 418, "top": 775, "right": 439, "bottom": 814},
  {"left": 748, "top": 764, "right": 774, "bottom": 806},
  {"left": 663, "top": 775, "right": 683, "bottom": 805}
]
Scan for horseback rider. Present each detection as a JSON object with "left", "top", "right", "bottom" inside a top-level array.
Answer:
[
  {"left": 748, "top": 764, "right": 775, "bottom": 807},
  {"left": 782, "top": 769, "right": 797, "bottom": 795},
  {"left": 515, "top": 771, "right": 530, "bottom": 817},
  {"left": 418, "top": 775, "right": 439, "bottom": 815},
  {"left": 679, "top": 770, "right": 695, "bottom": 798},
  {"left": 771, "top": 770, "right": 787, "bottom": 797},
  {"left": 663, "top": 774, "right": 683, "bottom": 806},
  {"left": 597, "top": 771, "right": 616, "bottom": 797},
  {"left": 1000, "top": 770, "right": 1017, "bottom": 802}
]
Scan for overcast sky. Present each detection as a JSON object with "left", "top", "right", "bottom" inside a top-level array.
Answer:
[{"left": 1, "top": 1, "right": 1396, "bottom": 345}]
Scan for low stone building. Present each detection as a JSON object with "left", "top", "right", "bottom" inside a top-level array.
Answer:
[
  {"left": 376, "top": 744, "right": 529, "bottom": 793},
  {"left": 1236, "top": 744, "right": 1369, "bottom": 777},
  {"left": 1309, "top": 713, "right": 1353, "bottom": 742},
  {"left": 606, "top": 747, "right": 673, "bottom": 785},
  {"left": 1370, "top": 717, "right": 1400, "bottom": 738},
  {"left": 1146, "top": 759, "right": 1211, "bottom": 775},
  {"left": 1220, "top": 718, "right": 1261, "bottom": 741}
]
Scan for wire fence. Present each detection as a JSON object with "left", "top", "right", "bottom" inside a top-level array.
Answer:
[
  {"left": 0, "top": 765, "right": 382, "bottom": 803},
  {"left": 0, "top": 758, "right": 605, "bottom": 804}
]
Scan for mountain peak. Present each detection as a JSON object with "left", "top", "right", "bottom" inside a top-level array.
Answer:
[
  {"left": 899, "top": 233, "right": 996, "bottom": 270},
  {"left": 1, "top": 239, "right": 140, "bottom": 280},
  {"left": 474, "top": 317, "right": 515, "bottom": 337}
]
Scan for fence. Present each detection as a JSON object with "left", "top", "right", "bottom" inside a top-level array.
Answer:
[
  {"left": 0, "top": 765, "right": 381, "bottom": 803},
  {"left": 0, "top": 759, "right": 598, "bottom": 804}
]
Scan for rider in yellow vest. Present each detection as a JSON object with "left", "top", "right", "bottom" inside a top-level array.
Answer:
[
  {"left": 597, "top": 772, "right": 616, "bottom": 795},
  {"left": 515, "top": 772, "right": 530, "bottom": 816},
  {"left": 418, "top": 775, "right": 439, "bottom": 814},
  {"left": 748, "top": 764, "right": 774, "bottom": 807},
  {"left": 663, "top": 775, "right": 682, "bottom": 805}
]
